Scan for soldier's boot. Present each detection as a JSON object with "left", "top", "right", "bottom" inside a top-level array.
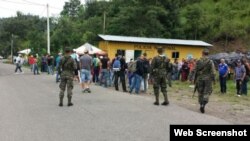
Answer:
[
  {"left": 67, "top": 96, "right": 73, "bottom": 106},
  {"left": 59, "top": 97, "right": 63, "bottom": 107},
  {"left": 200, "top": 102, "right": 207, "bottom": 113},
  {"left": 154, "top": 94, "right": 160, "bottom": 106},
  {"left": 200, "top": 104, "right": 205, "bottom": 113},
  {"left": 162, "top": 93, "right": 169, "bottom": 106}
]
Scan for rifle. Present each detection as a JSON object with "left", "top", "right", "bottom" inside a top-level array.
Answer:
[
  {"left": 58, "top": 57, "right": 70, "bottom": 75},
  {"left": 192, "top": 84, "right": 197, "bottom": 98},
  {"left": 192, "top": 73, "right": 197, "bottom": 98}
]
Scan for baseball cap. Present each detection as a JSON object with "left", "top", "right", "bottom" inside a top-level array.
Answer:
[{"left": 84, "top": 49, "right": 88, "bottom": 53}]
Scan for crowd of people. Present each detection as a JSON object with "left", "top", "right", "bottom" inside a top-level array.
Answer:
[
  {"left": 14, "top": 48, "right": 250, "bottom": 113},
  {"left": 16, "top": 51, "right": 199, "bottom": 89}
]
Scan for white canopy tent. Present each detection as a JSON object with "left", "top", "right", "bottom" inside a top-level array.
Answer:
[
  {"left": 18, "top": 48, "right": 31, "bottom": 55},
  {"left": 74, "top": 43, "right": 105, "bottom": 55}
]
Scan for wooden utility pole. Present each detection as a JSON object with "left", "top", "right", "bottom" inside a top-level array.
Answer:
[
  {"left": 47, "top": 4, "right": 50, "bottom": 54},
  {"left": 11, "top": 34, "right": 13, "bottom": 63},
  {"left": 103, "top": 11, "right": 106, "bottom": 34}
]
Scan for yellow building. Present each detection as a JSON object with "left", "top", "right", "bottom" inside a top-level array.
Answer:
[{"left": 98, "top": 34, "right": 212, "bottom": 62}]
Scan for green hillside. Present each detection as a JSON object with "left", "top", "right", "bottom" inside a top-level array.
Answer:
[
  {"left": 0, "top": 0, "right": 250, "bottom": 57},
  {"left": 179, "top": 0, "right": 250, "bottom": 52}
]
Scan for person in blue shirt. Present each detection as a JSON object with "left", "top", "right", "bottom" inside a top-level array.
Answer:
[
  {"left": 218, "top": 59, "right": 229, "bottom": 94},
  {"left": 55, "top": 53, "right": 62, "bottom": 83}
]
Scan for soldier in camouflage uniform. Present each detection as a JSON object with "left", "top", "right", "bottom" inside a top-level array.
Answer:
[
  {"left": 193, "top": 48, "right": 215, "bottom": 113},
  {"left": 166, "top": 58, "right": 173, "bottom": 87},
  {"left": 150, "top": 47, "right": 169, "bottom": 106},
  {"left": 58, "top": 47, "right": 77, "bottom": 107}
]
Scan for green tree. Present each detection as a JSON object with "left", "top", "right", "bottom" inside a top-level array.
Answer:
[{"left": 61, "top": 0, "right": 82, "bottom": 18}]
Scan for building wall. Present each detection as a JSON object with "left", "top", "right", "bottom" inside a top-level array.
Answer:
[{"left": 99, "top": 41, "right": 205, "bottom": 62}]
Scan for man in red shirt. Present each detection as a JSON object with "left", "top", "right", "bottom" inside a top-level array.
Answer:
[{"left": 28, "top": 55, "right": 35, "bottom": 72}]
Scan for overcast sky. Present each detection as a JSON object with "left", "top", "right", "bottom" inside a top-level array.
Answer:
[{"left": 0, "top": 0, "right": 86, "bottom": 18}]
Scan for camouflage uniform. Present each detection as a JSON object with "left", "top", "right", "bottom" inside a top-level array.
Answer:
[
  {"left": 166, "top": 59, "right": 173, "bottom": 87},
  {"left": 193, "top": 54, "right": 215, "bottom": 113},
  {"left": 150, "top": 55, "right": 169, "bottom": 105},
  {"left": 58, "top": 55, "right": 77, "bottom": 106}
]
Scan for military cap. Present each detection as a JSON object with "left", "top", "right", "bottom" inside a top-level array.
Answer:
[
  {"left": 202, "top": 48, "right": 209, "bottom": 54},
  {"left": 157, "top": 47, "right": 164, "bottom": 54}
]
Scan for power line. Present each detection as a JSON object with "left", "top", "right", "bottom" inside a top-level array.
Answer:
[
  {"left": 0, "top": 0, "right": 44, "bottom": 7},
  {"left": 21, "top": 0, "right": 45, "bottom": 6},
  {"left": 0, "top": 0, "right": 62, "bottom": 10},
  {"left": 22, "top": 0, "right": 62, "bottom": 10},
  {"left": 50, "top": 6, "right": 62, "bottom": 10},
  {"left": 0, "top": 5, "right": 17, "bottom": 11}
]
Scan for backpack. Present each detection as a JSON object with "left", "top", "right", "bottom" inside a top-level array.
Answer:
[
  {"left": 75, "top": 58, "right": 80, "bottom": 70},
  {"left": 113, "top": 58, "right": 121, "bottom": 71},
  {"left": 93, "top": 58, "right": 100, "bottom": 67},
  {"left": 128, "top": 61, "right": 137, "bottom": 73}
]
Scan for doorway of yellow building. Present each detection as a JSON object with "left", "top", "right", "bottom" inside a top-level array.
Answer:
[{"left": 134, "top": 50, "right": 142, "bottom": 59}]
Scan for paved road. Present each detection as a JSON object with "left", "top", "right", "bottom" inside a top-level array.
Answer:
[{"left": 0, "top": 62, "right": 229, "bottom": 141}]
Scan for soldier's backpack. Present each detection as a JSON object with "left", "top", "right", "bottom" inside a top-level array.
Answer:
[
  {"left": 128, "top": 61, "right": 137, "bottom": 73},
  {"left": 112, "top": 58, "right": 121, "bottom": 71},
  {"left": 158, "top": 56, "right": 166, "bottom": 69},
  {"left": 151, "top": 56, "right": 166, "bottom": 75}
]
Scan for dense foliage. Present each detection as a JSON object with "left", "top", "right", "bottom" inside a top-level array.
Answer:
[{"left": 1, "top": 0, "right": 250, "bottom": 57}]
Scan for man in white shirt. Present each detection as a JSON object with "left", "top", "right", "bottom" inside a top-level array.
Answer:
[{"left": 15, "top": 54, "right": 24, "bottom": 74}]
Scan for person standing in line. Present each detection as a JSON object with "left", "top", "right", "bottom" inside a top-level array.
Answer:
[
  {"left": 127, "top": 59, "right": 136, "bottom": 87},
  {"left": 47, "top": 55, "right": 54, "bottom": 75},
  {"left": 33, "top": 55, "right": 39, "bottom": 75},
  {"left": 129, "top": 55, "right": 144, "bottom": 94},
  {"left": 192, "top": 49, "right": 216, "bottom": 113},
  {"left": 177, "top": 59, "right": 183, "bottom": 80},
  {"left": 142, "top": 53, "right": 150, "bottom": 92},
  {"left": 79, "top": 50, "right": 92, "bottom": 93},
  {"left": 180, "top": 60, "right": 190, "bottom": 81},
  {"left": 56, "top": 53, "right": 62, "bottom": 83},
  {"left": 112, "top": 54, "right": 127, "bottom": 92},
  {"left": 58, "top": 47, "right": 77, "bottom": 107},
  {"left": 218, "top": 59, "right": 229, "bottom": 94},
  {"left": 99, "top": 55, "right": 110, "bottom": 87},
  {"left": 71, "top": 50, "right": 80, "bottom": 82},
  {"left": 92, "top": 54, "right": 100, "bottom": 83},
  {"left": 188, "top": 58, "right": 196, "bottom": 82},
  {"left": 28, "top": 55, "right": 35, "bottom": 72},
  {"left": 241, "top": 58, "right": 250, "bottom": 95},
  {"left": 111, "top": 54, "right": 118, "bottom": 87},
  {"left": 41, "top": 54, "right": 48, "bottom": 72},
  {"left": 172, "top": 59, "right": 179, "bottom": 80},
  {"left": 150, "top": 48, "right": 169, "bottom": 106},
  {"left": 234, "top": 60, "right": 246, "bottom": 96}
]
